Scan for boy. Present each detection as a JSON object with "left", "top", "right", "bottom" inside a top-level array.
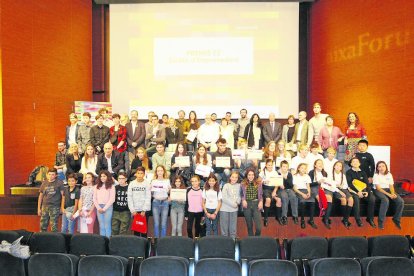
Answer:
[
  {"left": 61, "top": 173, "right": 80, "bottom": 234},
  {"left": 112, "top": 172, "right": 131, "bottom": 235},
  {"left": 37, "top": 168, "right": 65, "bottom": 232},
  {"left": 355, "top": 139, "right": 375, "bottom": 184},
  {"left": 212, "top": 138, "right": 234, "bottom": 187},
  {"left": 54, "top": 141, "right": 67, "bottom": 181},
  {"left": 323, "top": 147, "right": 338, "bottom": 178},
  {"left": 276, "top": 160, "right": 298, "bottom": 225}
]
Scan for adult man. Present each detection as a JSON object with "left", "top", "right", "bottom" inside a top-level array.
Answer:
[
  {"left": 65, "top": 113, "right": 79, "bottom": 149},
  {"left": 144, "top": 111, "right": 156, "bottom": 135},
  {"left": 175, "top": 110, "right": 188, "bottom": 132},
  {"left": 236, "top": 108, "right": 249, "bottom": 142},
  {"left": 212, "top": 138, "right": 234, "bottom": 187},
  {"left": 197, "top": 114, "right": 220, "bottom": 152},
  {"left": 308, "top": 103, "right": 329, "bottom": 145},
  {"left": 90, "top": 114, "right": 110, "bottom": 153},
  {"left": 125, "top": 110, "right": 146, "bottom": 164},
  {"left": 292, "top": 111, "right": 311, "bottom": 147},
  {"left": 161, "top": 114, "right": 169, "bottom": 128},
  {"left": 211, "top": 113, "right": 218, "bottom": 124},
  {"left": 263, "top": 112, "right": 282, "bottom": 144},
  {"left": 145, "top": 114, "right": 166, "bottom": 152},
  {"left": 96, "top": 142, "right": 125, "bottom": 177},
  {"left": 37, "top": 168, "right": 64, "bottom": 232},
  {"left": 54, "top": 141, "right": 67, "bottom": 181},
  {"left": 77, "top": 112, "right": 93, "bottom": 154},
  {"left": 98, "top": 107, "right": 114, "bottom": 128}
]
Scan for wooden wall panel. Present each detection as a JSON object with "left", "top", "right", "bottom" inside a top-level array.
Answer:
[{"left": 308, "top": 0, "right": 414, "bottom": 180}]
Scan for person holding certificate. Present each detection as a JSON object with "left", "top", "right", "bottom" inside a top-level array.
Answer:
[
  {"left": 259, "top": 159, "right": 283, "bottom": 226},
  {"left": 182, "top": 111, "right": 200, "bottom": 152},
  {"left": 308, "top": 159, "right": 329, "bottom": 229},
  {"left": 241, "top": 168, "right": 263, "bottom": 236},
  {"left": 202, "top": 174, "right": 222, "bottom": 236},
  {"left": 193, "top": 145, "right": 212, "bottom": 186},
  {"left": 171, "top": 143, "right": 193, "bottom": 185},
  {"left": 170, "top": 176, "right": 187, "bottom": 236},
  {"left": 212, "top": 138, "right": 234, "bottom": 188},
  {"left": 151, "top": 165, "right": 171, "bottom": 238}
]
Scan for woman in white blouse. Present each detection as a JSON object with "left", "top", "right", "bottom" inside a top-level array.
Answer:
[
  {"left": 373, "top": 161, "right": 404, "bottom": 230},
  {"left": 79, "top": 144, "right": 98, "bottom": 176}
]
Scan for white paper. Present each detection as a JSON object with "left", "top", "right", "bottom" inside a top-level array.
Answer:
[
  {"left": 268, "top": 176, "right": 283, "bottom": 187},
  {"left": 247, "top": 150, "right": 263, "bottom": 160},
  {"left": 232, "top": 149, "right": 246, "bottom": 159},
  {"left": 80, "top": 218, "right": 88, "bottom": 233},
  {"left": 186, "top": 129, "right": 198, "bottom": 142},
  {"left": 170, "top": 189, "right": 187, "bottom": 201},
  {"left": 215, "top": 156, "right": 231, "bottom": 168},
  {"left": 175, "top": 156, "right": 190, "bottom": 167},
  {"left": 195, "top": 164, "right": 212, "bottom": 177}
]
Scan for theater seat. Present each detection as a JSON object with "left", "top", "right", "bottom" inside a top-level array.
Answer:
[
  {"left": 30, "top": 232, "right": 66, "bottom": 253},
  {"left": 329, "top": 236, "right": 368, "bottom": 259},
  {"left": 156, "top": 236, "right": 194, "bottom": 259},
  {"left": 70, "top": 234, "right": 108, "bottom": 256},
  {"left": 0, "top": 230, "right": 20, "bottom": 243},
  {"left": 239, "top": 237, "right": 280, "bottom": 262},
  {"left": 309, "top": 258, "right": 361, "bottom": 276},
  {"left": 28, "top": 253, "right": 79, "bottom": 276},
  {"left": 0, "top": 252, "right": 26, "bottom": 276},
  {"left": 368, "top": 235, "right": 410, "bottom": 257},
  {"left": 197, "top": 236, "right": 235, "bottom": 260},
  {"left": 195, "top": 258, "right": 241, "bottom": 276},
  {"left": 139, "top": 256, "right": 189, "bottom": 276},
  {"left": 78, "top": 255, "right": 128, "bottom": 276},
  {"left": 248, "top": 259, "right": 298, "bottom": 276},
  {"left": 365, "top": 257, "right": 414, "bottom": 276}
]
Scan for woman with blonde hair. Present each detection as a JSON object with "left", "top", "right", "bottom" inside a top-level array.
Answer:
[
  {"left": 130, "top": 147, "right": 152, "bottom": 181},
  {"left": 66, "top": 143, "right": 83, "bottom": 183}
]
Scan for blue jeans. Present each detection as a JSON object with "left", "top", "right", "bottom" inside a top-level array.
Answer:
[
  {"left": 152, "top": 199, "right": 169, "bottom": 238},
  {"left": 61, "top": 206, "right": 76, "bottom": 234},
  {"left": 205, "top": 208, "right": 219, "bottom": 236},
  {"left": 215, "top": 170, "right": 231, "bottom": 188},
  {"left": 96, "top": 204, "right": 113, "bottom": 237}
]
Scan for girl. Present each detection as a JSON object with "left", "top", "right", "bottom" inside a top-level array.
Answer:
[
  {"left": 171, "top": 142, "right": 193, "bottom": 185},
  {"left": 93, "top": 170, "right": 115, "bottom": 237},
  {"left": 290, "top": 144, "right": 311, "bottom": 174},
  {"left": 170, "top": 176, "right": 186, "bottom": 236},
  {"left": 328, "top": 161, "right": 354, "bottom": 229},
  {"left": 323, "top": 147, "right": 338, "bottom": 179},
  {"left": 183, "top": 110, "right": 200, "bottom": 152},
  {"left": 276, "top": 160, "right": 298, "bottom": 225},
  {"left": 241, "top": 168, "right": 263, "bottom": 236},
  {"left": 308, "top": 159, "right": 325, "bottom": 227},
  {"left": 193, "top": 145, "right": 212, "bottom": 186},
  {"left": 127, "top": 167, "right": 152, "bottom": 237},
  {"left": 220, "top": 171, "right": 241, "bottom": 239},
  {"left": 202, "top": 174, "right": 222, "bottom": 236},
  {"left": 263, "top": 141, "right": 277, "bottom": 161},
  {"left": 308, "top": 142, "right": 324, "bottom": 167},
  {"left": 61, "top": 173, "right": 80, "bottom": 234},
  {"left": 78, "top": 172, "right": 96, "bottom": 233},
  {"left": 293, "top": 163, "right": 317, "bottom": 229},
  {"left": 151, "top": 165, "right": 171, "bottom": 238},
  {"left": 244, "top": 113, "right": 263, "bottom": 150},
  {"left": 130, "top": 147, "right": 152, "bottom": 181},
  {"left": 79, "top": 144, "right": 98, "bottom": 176},
  {"left": 373, "top": 161, "right": 404, "bottom": 230},
  {"left": 185, "top": 175, "right": 204, "bottom": 239},
  {"left": 259, "top": 159, "right": 283, "bottom": 226},
  {"left": 276, "top": 140, "right": 292, "bottom": 161}
]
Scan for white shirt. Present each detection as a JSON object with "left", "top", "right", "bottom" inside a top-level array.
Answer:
[
  {"left": 259, "top": 169, "right": 279, "bottom": 186},
  {"left": 252, "top": 124, "right": 261, "bottom": 149},
  {"left": 290, "top": 155, "right": 312, "bottom": 172},
  {"left": 293, "top": 174, "right": 311, "bottom": 190},
  {"left": 151, "top": 179, "right": 171, "bottom": 200},
  {"left": 373, "top": 173, "right": 394, "bottom": 189},
  {"left": 197, "top": 123, "right": 220, "bottom": 145},
  {"left": 202, "top": 189, "right": 222, "bottom": 209},
  {"left": 80, "top": 155, "right": 98, "bottom": 175},
  {"left": 219, "top": 125, "right": 235, "bottom": 150},
  {"left": 68, "top": 125, "right": 77, "bottom": 146},
  {"left": 329, "top": 172, "right": 348, "bottom": 189},
  {"left": 131, "top": 121, "right": 137, "bottom": 135},
  {"left": 308, "top": 153, "right": 324, "bottom": 168},
  {"left": 323, "top": 157, "right": 338, "bottom": 178}
]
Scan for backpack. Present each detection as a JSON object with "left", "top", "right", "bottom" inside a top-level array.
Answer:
[{"left": 27, "top": 165, "right": 49, "bottom": 186}]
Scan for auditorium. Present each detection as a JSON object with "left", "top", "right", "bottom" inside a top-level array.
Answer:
[{"left": 0, "top": 0, "right": 413, "bottom": 275}]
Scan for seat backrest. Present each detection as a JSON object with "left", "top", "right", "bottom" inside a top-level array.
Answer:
[
  {"left": 198, "top": 236, "right": 235, "bottom": 260},
  {"left": 0, "top": 230, "right": 20, "bottom": 243},
  {"left": 109, "top": 235, "right": 147, "bottom": 258},
  {"left": 28, "top": 253, "right": 79, "bottom": 276},
  {"left": 30, "top": 232, "right": 66, "bottom": 253},
  {"left": 368, "top": 235, "right": 410, "bottom": 257},
  {"left": 195, "top": 258, "right": 241, "bottom": 276},
  {"left": 366, "top": 257, "right": 414, "bottom": 276},
  {"left": 0, "top": 252, "right": 26, "bottom": 276},
  {"left": 249, "top": 259, "right": 298, "bottom": 276},
  {"left": 239, "top": 237, "right": 279, "bottom": 262},
  {"left": 69, "top": 234, "right": 108, "bottom": 256},
  {"left": 310, "top": 258, "right": 361, "bottom": 276},
  {"left": 78, "top": 255, "right": 128, "bottom": 276},
  {"left": 139, "top": 256, "right": 189, "bottom": 276},
  {"left": 156, "top": 236, "right": 194, "bottom": 259},
  {"left": 289, "top": 237, "right": 328, "bottom": 260},
  {"left": 329, "top": 236, "right": 368, "bottom": 258}
]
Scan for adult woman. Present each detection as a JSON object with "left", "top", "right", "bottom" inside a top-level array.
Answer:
[
  {"left": 282, "top": 115, "right": 296, "bottom": 144},
  {"left": 120, "top": 114, "right": 129, "bottom": 126},
  {"left": 183, "top": 110, "right": 200, "bottom": 152},
  {"left": 66, "top": 143, "right": 83, "bottom": 183},
  {"left": 130, "top": 147, "right": 152, "bottom": 181},
  {"left": 79, "top": 144, "right": 98, "bottom": 176},
  {"left": 244, "top": 113, "right": 263, "bottom": 150},
  {"left": 241, "top": 168, "right": 263, "bottom": 236},
  {"left": 166, "top": 118, "right": 182, "bottom": 146},
  {"left": 219, "top": 118, "right": 235, "bottom": 150},
  {"left": 318, "top": 116, "right": 345, "bottom": 154},
  {"left": 344, "top": 112, "right": 366, "bottom": 162},
  {"left": 373, "top": 161, "right": 404, "bottom": 229},
  {"left": 93, "top": 170, "right": 115, "bottom": 237},
  {"left": 171, "top": 142, "right": 193, "bottom": 185},
  {"left": 109, "top": 113, "right": 127, "bottom": 153}
]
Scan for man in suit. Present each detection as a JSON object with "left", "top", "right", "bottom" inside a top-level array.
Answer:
[
  {"left": 96, "top": 142, "right": 125, "bottom": 177},
  {"left": 125, "top": 110, "right": 146, "bottom": 164},
  {"left": 65, "top": 113, "right": 80, "bottom": 149},
  {"left": 263, "top": 112, "right": 282, "bottom": 145},
  {"left": 145, "top": 114, "right": 166, "bottom": 154},
  {"left": 292, "top": 111, "right": 312, "bottom": 147}
]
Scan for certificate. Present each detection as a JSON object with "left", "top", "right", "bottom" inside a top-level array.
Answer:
[
  {"left": 175, "top": 156, "right": 190, "bottom": 167},
  {"left": 247, "top": 150, "right": 263, "bottom": 160},
  {"left": 170, "top": 189, "right": 187, "bottom": 201},
  {"left": 215, "top": 156, "right": 231, "bottom": 168},
  {"left": 321, "top": 182, "right": 337, "bottom": 192},
  {"left": 232, "top": 149, "right": 245, "bottom": 159},
  {"left": 268, "top": 176, "right": 283, "bottom": 187},
  {"left": 186, "top": 129, "right": 198, "bottom": 142},
  {"left": 195, "top": 164, "right": 212, "bottom": 177},
  {"left": 167, "top": 144, "right": 177, "bottom": 152},
  {"left": 276, "top": 157, "right": 291, "bottom": 167}
]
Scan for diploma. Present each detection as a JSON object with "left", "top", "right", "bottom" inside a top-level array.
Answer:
[
  {"left": 232, "top": 149, "right": 245, "bottom": 159},
  {"left": 195, "top": 164, "right": 212, "bottom": 177},
  {"left": 170, "top": 189, "right": 187, "bottom": 201},
  {"left": 215, "top": 156, "right": 231, "bottom": 168},
  {"left": 268, "top": 176, "right": 283, "bottom": 187},
  {"left": 167, "top": 144, "right": 177, "bottom": 152},
  {"left": 276, "top": 157, "right": 291, "bottom": 167},
  {"left": 175, "top": 156, "right": 190, "bottom": 167},
  {"left": 247, "top": 150, "right": 263, "bottom": 160},
  {"left": 186, "top": 129, "right": 198, "bottom": 142}
]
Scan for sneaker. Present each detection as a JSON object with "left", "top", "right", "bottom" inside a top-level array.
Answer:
[
  {"left": 366, "top": 218, "right": 376, "bottom": 228},
  {"left": 293, "top": 217, "right": 299, "bottom": 225},
  {"left": 301, "top": 219, "right": 306, "bottom": 229},
  {"left": 308, "top": 220, "right": 318, "bottom": 229},
  {"left": 392, "top": 218, "right": 402, "bottom": 229}
]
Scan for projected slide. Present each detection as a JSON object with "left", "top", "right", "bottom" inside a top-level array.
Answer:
[{"left": 110, "top": 3, "right": 298, "bottom": 118}]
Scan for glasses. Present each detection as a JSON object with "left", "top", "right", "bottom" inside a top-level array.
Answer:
[{"left": 118, "top": 177, "right": 126, "bottom": 180}]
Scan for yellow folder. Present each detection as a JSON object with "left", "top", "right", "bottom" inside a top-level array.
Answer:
[{"left": 352, "top": 179, "right": 367, "bottom": 192}]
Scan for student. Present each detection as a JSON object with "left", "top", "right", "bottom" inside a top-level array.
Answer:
[
  {"left": 54, "top": 141, "right": 67, "bottom": 181},
  {"left": 355, "top": 139, "right": 375, "bottom": 185},
  {"left": 290, "top": 144, "right": 311, "bottom": 174},
  {"left": 79, "top": 144, "right": 98, "bottom": 177},
  {"left": 170, "top": 176, "right": 186, "bottom": 236},
  {"left": 235, "top": 139, "right": 257, "bottom": 179},
  {"left": 212, "top": 138, "right": 234, "bottom": 187},
  {"left": 151, "top": 142, "right": 171, "bottom": 173},
  {"left": 308, "top": 159, "right": 326, "bottom": 227},
  {"left": 111, "top": 172, "right": 131, "bottom": 235},
  {"left": 241, "top": 168, "right": 263, "bottom": 236},
  {"left": 127, "top": 167, "right": 152, "bottom": 237},
  {"left": 328, "top": 161, "right": 354, "bottom": 229},
  {"left": 151, "top": 165, "right": 171, "bottom": 238},
  {"left": 293, "top": 163, "right": 317, "bottom": 229},
  {"left": 308, "top": 142, "right": 324, "bottom": 167},
  {"left": 346, "top": 157, "right": 376, "bottom": 228},
  {"left": 171, "top": 142, "right": 193, "bottom": 185},
  {"left": 37, "top": 168, "right": 65, "bottom": 232},
  {"left": 193, "top": 145, "right": 212, "bottom": 186},
  {"left": 93, "top": 170, "right": 116, "bottom": 237},
  {"left": 61, "top": 173, "right": 80, "bottom": 234},
  {"left": 276, "top": 160, "right": 298, "bottom": 225},
  {"left": 323, "top": 147, "right": 338, "bottom": 179},
  {"left": 220, "top": 171, "right": 241, "bottom": 239},
  {"left": 373, "top": 161, "right": 404, "bottom": 229},
  {"left": 263, "top": 141, "right": 278, "bottom": 161},
  {"left": 185, "top": 175, "right": 204, "bottom": 239},
  {"left": 259, "top": 159, "right": 283, "bottom": 226},
  {"left": 130, "top": 147, "right": 152, "bottom": 181},
  {"left": 78, "top": 172, "right": 97, "bottom": 233},
  {"left": 202, "top": 174, "right": 222, "bottom": 236}
]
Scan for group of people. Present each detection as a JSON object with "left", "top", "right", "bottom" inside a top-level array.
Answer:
[{"left": 37, "top": 103, "right": 404, "bottom": 239}]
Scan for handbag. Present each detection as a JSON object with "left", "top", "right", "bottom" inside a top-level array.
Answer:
[{"left": 131, "top": 214, "right": 147, "bottom": 233}]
